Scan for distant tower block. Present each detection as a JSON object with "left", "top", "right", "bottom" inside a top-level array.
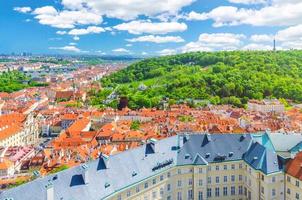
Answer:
[{"left": 273, "top": 38, "right": 276, "bottom": 51}]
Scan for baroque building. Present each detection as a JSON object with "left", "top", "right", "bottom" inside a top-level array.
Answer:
[{"left": 1, "top": 133, "right": 301, "bottom": 200}]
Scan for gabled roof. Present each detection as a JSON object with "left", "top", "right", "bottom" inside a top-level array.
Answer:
[
  {"left": 243, "top": 142, "right": 282, "bottom": 174},
  {"left": 286, "top": 152, "right": 302, "bottom": 181},
  {"left": 268, "top": 133, "right": 302, "bottom": 152},
  {"left": 0, "top": 133, "right": 285, "bottom": 200}
]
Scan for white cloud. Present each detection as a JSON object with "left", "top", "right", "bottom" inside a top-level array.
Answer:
[
  {"left": 61, "top": 0, "right": 195, "bottom": 20},
  {"left": 114, "top": 20, "right": 187, "bottom": 35},
  {"left": 276, "top": 24, "right": 302, "bottom": 49},
  {"left": 158, "top": 49, "right": 177, "bottom": 56},
  {"left": 73, "top": 36, "right": 80, "bottom": 41},
  {"left": 69, "top": 42, "right": 77, "bottom": 45},
  {"left": 250, "top": 34, "right": 273, "bottom": 43},
  {"left": 33, "top": 6, "right": 102, "bottom": 29},
  {"left": 186, "top": 2, "right": 302, "bottom": 27},
  {"left": 142, "top": 52, "right": 148, "bottom": 55},
  {"left": 126, "top": 44, "right": 133, "bottom": 47},
  {"left": 127, "top": 35, "right": 184, "bottom": 43},
  {"left": 49, "top": 45, "right": 82, "bottom": 52},
  {"left": 186, "top": 11, "right": 207, "bottom": 21},
  {"left": 112, "top": 48, "right": 130, "bottom": 53},
  {"left": 56, "top": 30, "right": 67, "bottom": 35},
  {"left": 181, "top": 33, "right": 245, "bottom": 52},
  {"left": 68, "top": 26, "right": 105, "bottom": 35},
  {"left": 228, "top": 0, "right": 267, "bottom": 4},
  {"left": 14, "top": 7, "right": 32, "bottom": 13}
]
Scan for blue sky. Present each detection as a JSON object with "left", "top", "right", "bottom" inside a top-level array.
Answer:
[{"left": 0, "top": 0, "right": 301, "bottom": 56}]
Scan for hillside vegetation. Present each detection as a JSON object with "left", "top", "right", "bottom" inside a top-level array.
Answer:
[
  {"left": 0, "top": 71, "right": 47, "bottom": 93},
  {"left": 93, "top": 51, "right": 302, "bottom": 109}
]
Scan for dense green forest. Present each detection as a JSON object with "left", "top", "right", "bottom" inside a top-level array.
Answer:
[
  {"left": 0, "top": 71, "right": 47, "bottom": 93},
  {"left": 91, "top": 50, "right": 302, "bottom": 109}
]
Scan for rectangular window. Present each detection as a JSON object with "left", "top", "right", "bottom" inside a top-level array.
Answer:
[
  {"left": 153, "top": 178, "right": 156, "bottom": 185},
  {"left": 160, "top": 188, "right": 164, "bottom": 197},
  {"left": 199, "top": 179, "right": 203, "bottom": 186},
  {"left": 296, "top": 180, "right": 300, "bottom": 187},
  {"left": 160, "top": 175, "right": 164, "bottom": 181},
  {"left": 216, "top": 176, "right": 219, "bottom": 183},
  {"left": 239, "top": 175, "right": 242, "bottom": 181},
  {"left": 167, "top": 172, "right": 171, "bottom": 178},
  {"left": 272, "top": 189, "right": 276, "bottom": 197},
  {"left": 207, "top": 188, "right": 212, "bottom": 198},
  {"left": 208, "top": 166, "right": 211, "bottom": 171},
  {"left": 199, "top": 168, "right": 203, "bottom": 174},
  {"left": 296, "top": 193, "right": 300, "bottom": 200},
  {"left": 207, "top": 177, "right": 211, "bottom": 184},
  {"left": 198, "top": 191, "right": 203, "bottom": 200},
  {"left": 239, "top": 186, "right": 243, "bottom": 195},
  {"left": 127, "top": 191, "right": 131, "bottom": 197},
  {"left": 224, "top": 176, "right": 227, "bottom": 182},
  {"left": 272, "top": 176, "right": 276, "bottom": 183},
  {"left": 287, "top": 188, "right": 291, "bottom": 194},
  {"left": 167, "top": 184, "right": 171, "bottom": 191},
  {"left": 152, "top": 191, "right": 157, "bottom": 199},
  {"left": 188, "top": 178, "right": 193, "bottom": 186},
  {"left": 223, "top": 187, "right": 228, "bottom": 196},
  {"left": 188, "top": 189, "right": 193, "bottom": 200},
  {"left": 177, "top": 192, "right": 182, "bottom": 200},
  {"left": 215, "top": 187, "right": 220, "bottom": 197},
  {"left": 231, "top": 175, "right": 235, "bottom": 182},
  {"left": 178, "top": 169, "right": 182, "bottom": 174},
  {"left": 216, "top": 165, "right": 219, "bottom": 171},
  {"left": 136, "top": 186, "right": 140, "bottom": 193},
  {"left": 287, "top": 176, "right": 291, "bottom": 182},
  {"left": 239, "top": 163, "right": 242, "bottom": 169},
  {"left": 231, "top": 186, "right": 235, "bottom": 195},
  {"left": 144, "top": 182, "right": 148, "bottom": 189},
  {"left": 224, "top": 165, "right": 227, "bottom": 170},
  {"left": 231, "top": 164, "right": 235, "bottom": 170},
  {"left": 178, "top": 180, "right": 182, "bottom": 187}
]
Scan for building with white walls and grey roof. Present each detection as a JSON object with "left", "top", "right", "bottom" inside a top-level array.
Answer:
[{"left": 1, "top": 133, "right": 300, "bottom": 200}]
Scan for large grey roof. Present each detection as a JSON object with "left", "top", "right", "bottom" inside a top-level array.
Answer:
[
  {"left": 243, "top": 142, "right": 282, "bottom": 174},
  {"left": 0, "top": 133, "right": 283, "bottom": 200}
]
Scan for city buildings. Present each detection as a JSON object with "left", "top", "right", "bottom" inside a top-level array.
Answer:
[
  {"left": 247, "top": 99, "right": 285, "bottom": 113},
  {"left": 2, "top": 133, "right": 302, "bottom": 200}
]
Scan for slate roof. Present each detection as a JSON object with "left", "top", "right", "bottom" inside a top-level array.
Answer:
[
  {"left": 0, "top": 133, "right": 284, "bottom": 200},
  {"left": 243, "top": 142, "right": 282, "bottom": 174},
  {"left": 268, "top": 133, "right": 302, "bottom": 152}
]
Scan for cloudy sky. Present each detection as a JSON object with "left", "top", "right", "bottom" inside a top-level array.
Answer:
[{"left": 0, "top": 0, "right": 301, "bottom": 56}]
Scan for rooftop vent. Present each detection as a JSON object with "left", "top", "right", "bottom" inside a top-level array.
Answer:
[
  {"left": 105, "top": 182, "right": 110, "bottom": 188},
  {"left": 240, "top": 134, "right": 246, "bottom": 142},
  {"left": 45, "top": 181, "right": 54, "bottom": 200},
  {"left": 185, "top": 154, "right": 191, "bottom": 159},
  {"left": 205, "top": 153, "right": 211, "bottom": 158},
  {"left": 229, "top": 152, "right": 234, "bottom": 157},
  {"left": 253, "top": 156, "right": 258, "bottom": 160},
  {"left": 81, "top": 164, "right": 89, "bottom": 185},
  {"left": 132, "top": 171, "right": 137, "bottom": 177}
]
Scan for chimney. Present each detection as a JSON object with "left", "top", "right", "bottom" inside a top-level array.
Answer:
[
  {"left": 45, "top": 181, "right": 54, "bottom": 200},
  {"left": 81, "top": 164, "right": 89, "bottom": 184}
]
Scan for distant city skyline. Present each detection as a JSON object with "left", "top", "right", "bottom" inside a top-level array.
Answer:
[{"left": 0, "top": 0, "right": 301, "bottom": 56}]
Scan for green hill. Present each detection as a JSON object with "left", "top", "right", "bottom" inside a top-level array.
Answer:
[{"left": 92, "top": 50, "right": 302, "bottom": 109}]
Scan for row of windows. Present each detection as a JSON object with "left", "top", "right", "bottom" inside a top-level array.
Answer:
[
  {"left": 287, "top": 188, "right": 300, "bottom": 199},
  {"left": 260, "top": 186, "right": 277, "bottom": 196},
  {"left": 287, "top": 176, "right": 301, "bottom": 188},
  {"left": 206, "top": 186, "right": 243, "bottom": 197},
  {"left": 207, "top": 163, "right": 243, "bottom": 172}
]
